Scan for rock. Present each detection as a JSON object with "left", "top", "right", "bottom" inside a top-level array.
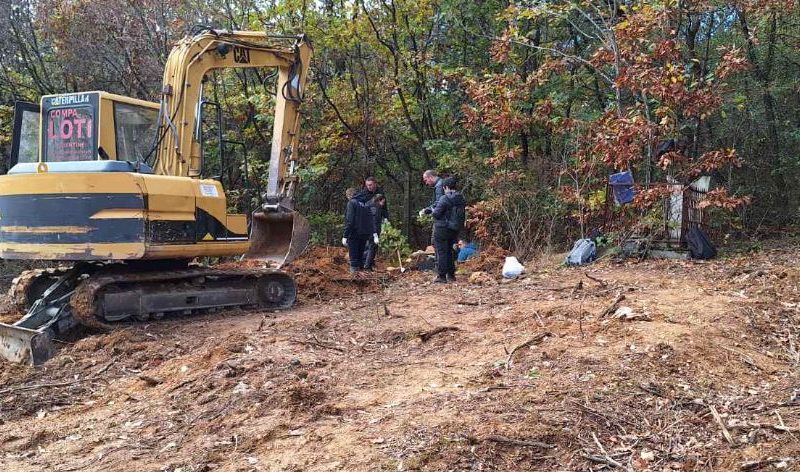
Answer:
[
  {"left": 469, "top": 271, "right": 495, "bottom": 285},
  {"left": 612, "top": 306, "right": 652, "bottom": 321},
  {"left": 232, "top": 382, "right": 250, "bottom": 394}
]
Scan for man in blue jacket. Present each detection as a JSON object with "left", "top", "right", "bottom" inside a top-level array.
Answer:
[
  {"left": 343, "top": 188, "right": 379, "bottom": 273},
  {"left": 430, "top": 177, "right": 465, "bottom": 283},
  {"left": 457, "top": 239, "right": 478, "bottom": 262}
]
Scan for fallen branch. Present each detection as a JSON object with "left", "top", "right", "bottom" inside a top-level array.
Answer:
[
  {"left": 741, "top": 458, "right": 792, "bottom": 471},
  {"left": 418, "top": 326, "right": 460, "bottom": 342},
  {"left": 484, "top": 434, "right": 555, "bottom": 449},
  {"left": 729, "top": 422, "right": 800, "bottom": 433},
  {"left": 95, "top": 359, "right": 116, "bottom": 375},
  {"left": 290, "top": 337, "right": 345, "bottom": 352},
  {"left": 587, "top": 432, "right": 631, "bottom": 471},
  {"left": 505, "top": 332, "right": 552, "bottom": 369},
  {"left": 0, "top": 377, "right": 96, "bottom": 395},
  {"left": 528, "top": 285, "right": 580, "bottom": 292},
  {"left": 584, "top": 272, "right": 608, "bottom": 287},
  {"left": 599, "top": 292, "right": 625, "bottom": 318},
  {"left": 581, "top": 453, "right": 630, "bottom": 470},
  {"left": 169, "top": 378, "right": 195, "bottom": 393},
  {"left": 709, "top": 405, "right": 735, "bottom": 446}
]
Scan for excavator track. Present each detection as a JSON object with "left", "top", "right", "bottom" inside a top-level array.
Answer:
[
  {"left": 70, "top": 267, "right": 297, "bottom": 328},
  {"left": 9, "top": 267, "right": 71, "bottom": 311}
]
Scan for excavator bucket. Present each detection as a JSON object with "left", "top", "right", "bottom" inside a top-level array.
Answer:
[{"left": 245, "top": 210, "right": 310, "bottom": 267}]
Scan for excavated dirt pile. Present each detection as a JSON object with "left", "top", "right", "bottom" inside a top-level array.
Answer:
[
  {"left": 215, "top": 246, "right": 389, "bottom": 302},
  {"left": 459, "top": 245, "right": 508, "bottom": 275},
  {"left": 1, "top": 240, "right": 800, "bottom": 470},
  {"left": 284, "top": 247, "right": 388, "bottom": 301},
  {"left": 284, "top": 246, "right": 388, "bottom": 302}
]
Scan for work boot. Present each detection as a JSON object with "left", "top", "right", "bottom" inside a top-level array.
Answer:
[
  {"left": 433, "top": 276, "right": 447, "bottom": 284},
  {"left": 446, "top": 273, "right": 456, "bottom": 282}
]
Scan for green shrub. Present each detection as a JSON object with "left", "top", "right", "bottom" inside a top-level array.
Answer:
[
  {"left": 379, "top": 221, "right": 412, "bottom": 261},
  {"left": 308, "top": 212, "right": 343, "bottom": 246}
]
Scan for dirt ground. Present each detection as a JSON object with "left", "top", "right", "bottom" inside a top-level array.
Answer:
[{"left": 1, "top": 241, "right": 800, "bottom": 471}]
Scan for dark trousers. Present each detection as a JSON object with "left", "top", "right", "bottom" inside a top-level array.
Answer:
[
  {"left": 363, "top": 239, "right": 378, "bottom": 269},
  {"left": 347, "top": 236, "right": 368, "bottom": 269},
  {"left": 433, "top": 227, "right": 457, "bottom": 278}
]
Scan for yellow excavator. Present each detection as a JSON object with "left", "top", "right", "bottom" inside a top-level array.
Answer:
[{"left": 0, "top": 29, "right": 312, "bottom": 364}]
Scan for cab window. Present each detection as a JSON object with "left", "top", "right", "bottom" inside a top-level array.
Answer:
[
  {"left": 10, "top": 102, "right": 40, "bottom": 165},
  {"left": 114, "top": 103, "right": 158, "bottom": 163}
]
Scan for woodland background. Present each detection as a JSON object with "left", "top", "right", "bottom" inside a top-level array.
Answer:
[{"left": 0, "top": 0, "right": 798, "bottom": 257}]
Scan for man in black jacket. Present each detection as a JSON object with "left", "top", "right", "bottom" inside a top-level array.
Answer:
[
  {"left": 343, "top": 188, "right": 379, "bottom": 273},
  {"left": 363, "top": 194, "right": 387, "bottom": 270},
  {"left": 355, "top": 176, "right": 389, "bottom": 222},
  {"left": 430, "top": 177, "right": 466, "bottom": 283},
  {"left": 356, "top": 177, "right": 389, "bottom": 270}
]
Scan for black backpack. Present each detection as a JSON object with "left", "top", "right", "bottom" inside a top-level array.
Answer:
[
  {"left": 687, "top": 227, "right": 716, "bottom": 259},
  {"left": 447, "top": 199, "right": 466, "bottom": 232}
]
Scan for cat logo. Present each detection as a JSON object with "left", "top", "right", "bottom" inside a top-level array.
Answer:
[{"left": 233, "top": 46, "right": 250, "bottom": 64}]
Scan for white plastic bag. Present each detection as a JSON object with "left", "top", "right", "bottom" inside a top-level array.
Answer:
[{"left": 502, "top": 256, "right": 524, "bottom": 279}]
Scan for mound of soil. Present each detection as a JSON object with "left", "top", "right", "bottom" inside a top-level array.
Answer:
[
  {"left": 285, "top": 246, "right": 387, "bottom": 301},
  {"left": 459, "top": 245, "right": 508, "bottom": 275},
  {"left": 214, "top": 246, "right": 389, "bottom": 302}
]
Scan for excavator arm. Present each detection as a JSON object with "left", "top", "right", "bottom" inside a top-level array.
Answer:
[
  {"left": 156, "top": 29, "right": 310, "bottom": 203},
  {"left": 155, "top": 29, "right": 313, "bottom": 264}
]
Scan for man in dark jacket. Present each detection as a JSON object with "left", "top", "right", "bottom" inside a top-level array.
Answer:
[
  {"left": 430, "top": 177, "right": 466, "bottom": 283},
  {"left": 419, "top": 169, "right": 444, "bottom": 216},
  {"left": 343, "top": 188, "right": 379, "bottom": 273},
  {"left": 355, "top": 177, "right": 389, "bottom": 222},
  {"left": 356, "top": 177, "right": 389, "bottom": 270},
  {"left": 363, "top": 194, "right": 387, "bottom": 270}
]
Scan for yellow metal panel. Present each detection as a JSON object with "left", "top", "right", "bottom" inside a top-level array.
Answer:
[
  {"left": 0, "top": 225, "right": 94, "bottom": 234},
  {"left": 144, "top": 241, "right": 249, "bottom": 258},
  {"left": 141, "top": 174, "right": 196, "bottom": 214},
  {"left": 226, "top": 214, "right": 247, "bottom": 235},
  {"left": 99, "top": 97, "right": 116, "bottom": 159},
  {"left": 195, "top": 179, "right": 227, "bottom": 222},
  {"left": 0, "top": 242, "right": 145, "bottom": 260},
  {"left": 89, "top": 209, "right": 146, "bottom": 220},
  {"left": 97, "top": 92, "right": 158, "bottom": 109},
  {"left": 0, "top": 172, "right": 145, "bottom": 195}
]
